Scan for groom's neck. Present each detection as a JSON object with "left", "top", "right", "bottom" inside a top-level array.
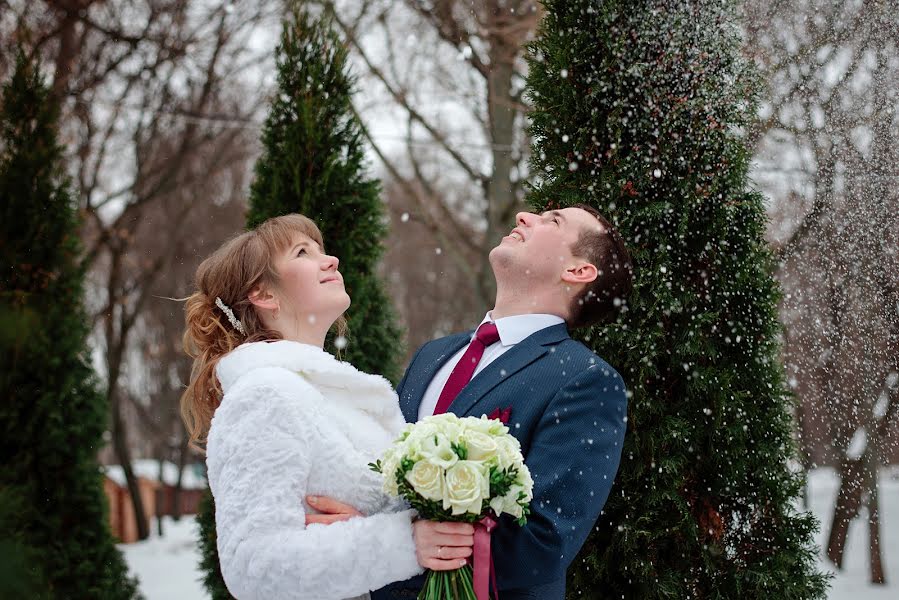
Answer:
[{"left": 491, "top": 287, "right": 568, "bottom": 321}]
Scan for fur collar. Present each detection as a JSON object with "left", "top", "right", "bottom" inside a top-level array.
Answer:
[{"left": 216, "top": 340, "right": 398, "bottom": 416}]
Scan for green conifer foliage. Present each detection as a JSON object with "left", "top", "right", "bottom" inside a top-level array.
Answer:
[
  {"left": 197, "top": 489, "right": 232, "bottom": 600},
  {"left": 526, "top": 2, "right": 829, "bottom": 598},
  {"left": 198, "top": 11, "right": 403, "bottom": 598},
  {"left": 246, "top": 9, "right": 402, "bottom": 379},
  {"left": 0, "top": 53, "right": 138, "bottom": 599}
]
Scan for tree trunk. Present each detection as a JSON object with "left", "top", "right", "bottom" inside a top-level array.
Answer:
[
  {"left": 478, "top": 5, "right": 525, "bottom": 311},
  {"left": 866, "top": 456, "right": 884, "bottom": 584},
  {"left": 105, "top": 250, "right": 150, "bottom": 541},
  {"left": 157, "top": 457, "right": 165, "bottom": 537},
  {"left": 110, "top": 387, "right": 150, "bottom": 540},
  {"left": 826, "top": 457, "right": 863, "bottom": 568},
  {"left": 172, "top": 431, "right": 191, "bottom": 521},
  {"left": 49, "top": 1, "right": 85, "bottom": 99}
]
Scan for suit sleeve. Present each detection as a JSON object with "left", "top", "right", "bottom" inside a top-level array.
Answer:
[
  {"left": 491, "top": 363, "right": 628, "bottom": 590},
  {"left": 206, "top": 367, "right": 423, "bottom": 600}
]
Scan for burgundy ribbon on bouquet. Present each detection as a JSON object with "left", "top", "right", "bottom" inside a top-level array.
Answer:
[
  {"left": 470, "top": 514, "right": 499, "bottom": 600},
  {"left": 488, "top": 406, "right": 511, "bottom": 424}
]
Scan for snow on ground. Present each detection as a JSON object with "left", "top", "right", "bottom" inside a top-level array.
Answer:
[
  {"left": 119, "top": 516, "right": 206, "bottom": 599},
  {"left": 123, "top": 469, "right": 897, "bottom": 599},
  {"left": 808, "top": 467, "right": 898, "bottom": 599}
]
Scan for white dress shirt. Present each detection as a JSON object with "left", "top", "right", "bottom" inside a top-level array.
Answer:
[{"left": 417, "top": 312, "right": 566, "bottom": 420}]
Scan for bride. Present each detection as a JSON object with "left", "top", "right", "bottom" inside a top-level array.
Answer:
[{"left": 180, "top": 213, "right": 473, "bottom": 600}]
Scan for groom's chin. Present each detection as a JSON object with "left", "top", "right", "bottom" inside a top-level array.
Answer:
[{"left": 488, "top": 244, "right": 513, "bottom": 269}]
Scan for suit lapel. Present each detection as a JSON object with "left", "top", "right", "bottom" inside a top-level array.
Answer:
[
  {"left": 400, "top": 332, "right": 471, "bottom": 422},
  {"left": 449, "top": 323, "right": 570, "bottom": 418}
]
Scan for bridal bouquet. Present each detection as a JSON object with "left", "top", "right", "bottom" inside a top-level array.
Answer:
[{"left": 371, "top": 412, "right": 533, "bottom": 600}]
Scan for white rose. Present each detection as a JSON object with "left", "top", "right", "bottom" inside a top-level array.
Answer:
[
  {"left": 489, "top": 490, "right": 523, "bottom": 519},
  {"left": 502, "top": 486, "right": 525, "bottom": 518},
  {"left": 427, "top": 414, "right": 464, "bottom": 441},
  {"left": 396, "top": 423, "right": 416, "bottom": 442},
  {"left": 404, "top": 422, "right": 439, "bottom": 455},
  {"left": 383, "top": 473, "right": 399, "bottom": 496},
  {"left": 419, "top": 432, "right": 459, "bottom": 470},
  {"left": 517, "top": 463, "right": 534, "bottom": 499},
  {"left": 444, "top": 461, "right": 489, "bottom": 516},
  {"left": 465, "top": 415, "right": 508, "bottom": 436},
  {"left": 462, "top": 430, "right": 499, "bottom": 462},
  {"left": 422, "top": 413, "right": 461, "bottom": 429},
  {"left": 494, "top": 436, "right": 522, "bottom": 470},
  {"left": 405, "top": 460, "right": 446, "bottom": 501},
  {"left": 380, "top": 449, "right": 402, "bottom": 496},
  {"left": 489, "top": 495, "right": 506, "bottom": 516},
  {"left": 408, "top": 421, "right": 439, "bottom": 439}
]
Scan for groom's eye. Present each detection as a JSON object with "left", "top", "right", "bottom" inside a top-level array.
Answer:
[{"left": 297, "top": 248, "right": 307, "bottom": 256}]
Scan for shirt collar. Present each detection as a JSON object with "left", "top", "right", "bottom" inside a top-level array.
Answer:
[{"left": 475, "top": 312, "right": 566, "bottom": 346}]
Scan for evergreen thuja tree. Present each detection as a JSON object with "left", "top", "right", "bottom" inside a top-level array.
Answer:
[
  {"left": 526, "top": 2, "right": 829, "bottom": 598},
  {"left": 0, "top": 53, "right": 138, "bottom": 599},
  {"left": 246, "top": 10, "right": 403, "bottom": 379},
  {"left": 198, "top": 11, "right": 404, "bottom": 598}
]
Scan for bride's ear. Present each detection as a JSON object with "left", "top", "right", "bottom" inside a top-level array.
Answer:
[{"left": 248, "top": 285, "right": 279, "bottom": 312}]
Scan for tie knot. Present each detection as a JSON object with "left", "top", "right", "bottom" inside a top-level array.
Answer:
[{"left": 475, "top": 322, "right": 500, "bottom": 346}]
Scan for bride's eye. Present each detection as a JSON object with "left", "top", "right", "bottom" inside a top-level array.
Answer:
[{"left": 297, "top": 248, "right": 307, "bottom": 256}]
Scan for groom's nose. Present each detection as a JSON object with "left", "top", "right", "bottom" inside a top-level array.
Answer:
[{"left": 516, "top": 212, "right": 537, "bottom": 227}]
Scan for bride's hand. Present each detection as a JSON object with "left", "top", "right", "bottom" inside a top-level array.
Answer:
[
  {"left": 412, "top": 521, "right": 474, "bottom": 571},
  {"left": 304, "top": 495, "right": 363, "bottom": 525}
]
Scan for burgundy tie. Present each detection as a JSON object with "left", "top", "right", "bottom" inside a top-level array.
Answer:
[{"left": 432, "top": 322, "right": 501, "bottom": 415}]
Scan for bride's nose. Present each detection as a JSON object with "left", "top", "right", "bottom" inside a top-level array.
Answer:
[{"left": 323, "top": 254, "right": 339, "bottom": 271}]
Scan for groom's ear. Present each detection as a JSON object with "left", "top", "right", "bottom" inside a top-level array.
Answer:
[
  {"left": 561, "top": 261, "right": 598, "bottom": 285},
  {"left": 248, "top": 285, "right": 279, "bottom": 311}
]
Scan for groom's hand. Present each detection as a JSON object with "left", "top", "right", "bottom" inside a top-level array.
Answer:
[{"left": 304, "top": 495, "right": 363, "bottom": 525}]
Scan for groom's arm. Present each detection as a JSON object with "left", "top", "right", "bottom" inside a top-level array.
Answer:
[{"left": 491, "top": 363, "right": 628, "bottom": 590}]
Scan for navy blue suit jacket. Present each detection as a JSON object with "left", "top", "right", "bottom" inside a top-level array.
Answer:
[{"left": 372, "top": 324, "right": 628, "bottom": 600}]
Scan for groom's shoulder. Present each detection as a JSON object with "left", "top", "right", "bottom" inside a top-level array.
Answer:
[{"left": 551, "top": 337, "right": 625, "bottom": 387}]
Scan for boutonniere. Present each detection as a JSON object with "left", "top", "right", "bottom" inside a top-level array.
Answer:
[{"left": 487, "top": 405, "right": 512, "bottom": 424}]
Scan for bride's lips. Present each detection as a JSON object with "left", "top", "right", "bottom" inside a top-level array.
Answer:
[{"left": 320, "top": 275, "right": 342, "bottom": 284}]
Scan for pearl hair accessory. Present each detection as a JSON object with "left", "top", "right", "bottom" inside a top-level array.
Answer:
[{"left": 215, "top": 297, "right": 246, "bottom": 335}]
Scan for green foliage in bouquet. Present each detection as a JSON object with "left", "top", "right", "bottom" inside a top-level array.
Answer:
[
  {"left": 0, "top": 52, "right": 138, "bottom": 599},
  {"left": 526, "top": 1, "right": 829, "bottom": 598}
]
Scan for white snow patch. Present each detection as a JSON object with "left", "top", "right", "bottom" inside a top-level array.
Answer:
[
  {"left": 808, "top": 467, "right": 899, "bottom": 598},
  {"left": 121, "top": 516, "right": 206, "bottom": 599}
]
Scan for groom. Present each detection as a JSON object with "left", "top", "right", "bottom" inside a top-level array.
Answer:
[{"left": 312, "top": 204, "right": 632, "bottom": 599}]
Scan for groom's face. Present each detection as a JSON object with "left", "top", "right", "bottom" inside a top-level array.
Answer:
[{"left": 490, "top": 207, "right": 602, "bottom": 284}]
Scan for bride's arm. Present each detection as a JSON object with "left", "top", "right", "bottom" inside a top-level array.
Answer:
[{"left": 206, "top": 366, "right": 422, "bottom": 600}]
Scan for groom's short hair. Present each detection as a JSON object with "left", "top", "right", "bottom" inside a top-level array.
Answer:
[{"left": 568, "top": 204, "right": 633, "bottom": 328}]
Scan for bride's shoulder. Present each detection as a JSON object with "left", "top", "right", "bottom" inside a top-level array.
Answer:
[
  {"left": 217, "top": 340, "right": 311, "bottom": 385},
  {"left": 216, "top": 341, "right": 322, "bottom": 405}
]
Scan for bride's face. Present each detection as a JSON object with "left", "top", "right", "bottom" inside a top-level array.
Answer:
[{"left": 273, "top": 232, "right": 350, "bottom": 329}]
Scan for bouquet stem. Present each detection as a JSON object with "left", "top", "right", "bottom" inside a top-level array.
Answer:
[{"left": 418, "top": 565, "right": 486, "bottom": 600}]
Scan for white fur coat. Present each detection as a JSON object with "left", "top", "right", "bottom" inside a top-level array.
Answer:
[{"left": 207, "top": 340, "right": 422, "bottom": 600}]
